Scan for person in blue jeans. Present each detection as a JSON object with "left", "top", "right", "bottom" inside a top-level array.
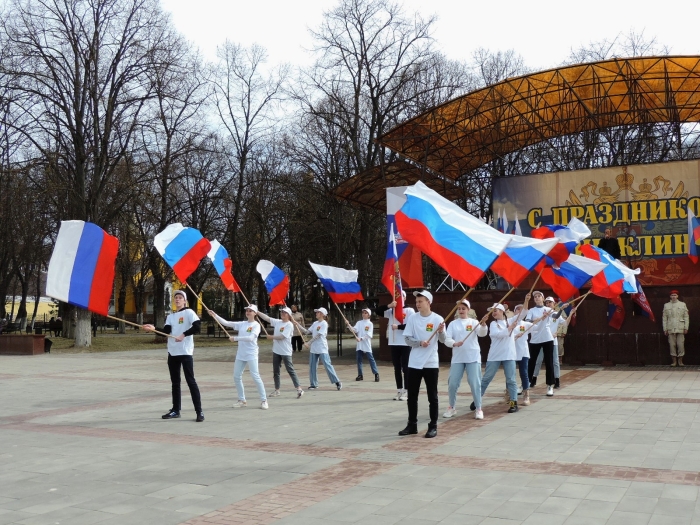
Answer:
[
  {"left": 511, "top": 298, "right": 532, "bottom": 407},
  {"left": 301, "top": 307, "right": 342, "bottom": 390},
  {"left": 347, "top": 308, "right": 379, "bottom": 381},
  {"left": 443, "top": 299, "right": 488, "bottom": 420},
  {"left": 474, "top": 303, "right": 519, "bottom": 415}
]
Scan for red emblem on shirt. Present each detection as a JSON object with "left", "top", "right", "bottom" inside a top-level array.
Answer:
[{"left": 426, "top": 323, "right": 434, "bottom": 332}]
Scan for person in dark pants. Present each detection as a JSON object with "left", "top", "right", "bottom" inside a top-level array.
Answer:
[
  {"left": 290, "top": 305, "right": 305, "bottom": 353},
  {"left": 144, "top": 290, "right": 204, "bottom": 422},
  {"left": 376, "top": 290, "right": 415, "bottom": 401},
  {"left": 399, "top": 290, "right": 445, "bottom": 439},
  {"left": 524, "top": 291, "right": 561, "bottom": 397}
]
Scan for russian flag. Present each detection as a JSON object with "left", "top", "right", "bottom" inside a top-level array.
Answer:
[
  {"left": 490, "top": 235, "right": 559, "bottom": 287},
  {"left": 532, "top": 217, "right": 590, "bottom": 265},
  {"left": 46, "top": 221, "right": 119, "bottom": 316},
  {"left": 609, "top": 256, "right": 640, "bottom": 293},
  {"left": 512, "top": 212, "right": 523, "bottom": 236},
  {"left": 207, "top": 240, "right": 240, "bottom": 292},
  {"left": 386, "top": 187, "right": 424, "bottom": 288},
  {"left": 579, "top": 244, "right": 626, "bottom": 299},
  {"left": 256, "top": 260, "right": 289, "bottom": 306},
  {"left": 154, "top": 224, "right": 211, "bottom": 283},
  {"left": 688, "top": 208, "right": 700, "bottom": 264},
  {"left": 395, "top": 182, "right": 511, "bottom": 287},
  {"left": 541, "top": 253, "right": 607, "bottom": 301},
  {"left": 380, "top": 224, "right": 404, "bottom": 322},
  {"left": 309, "top": 261, "right": 364, "bottom": 304}
]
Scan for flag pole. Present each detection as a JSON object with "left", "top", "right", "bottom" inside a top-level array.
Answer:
[
  {"left": 528, "top": 267, "right": 544, "bottom": 295},
  {"left": 106, "top": 314, "right": 175, "bottom": 339},
  {"left": 333, "top": 302, "right": 361, "bottom": 342},
  {"left": 390, "top": 275, "right": 395, "bottom": 345},
  {"left": 185, "top": 282, "right": 231, "bottom": 338}
]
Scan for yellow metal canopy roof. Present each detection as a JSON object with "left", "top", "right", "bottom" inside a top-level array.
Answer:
[{"left": 380, "top": 56, "right": 700, "bottom": 179}]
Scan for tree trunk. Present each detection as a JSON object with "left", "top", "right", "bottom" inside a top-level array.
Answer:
[
  {"left": 30, "top": 268, "right": 41, "bottom": 324},
  {"left": 117, "top": 278, "right": 127, "bottom": 334},
  {"left": 63, "top": 303, "right": 74, "bottom": 339},
  {"left": 74, "top": 308, "right": 92, "bottom": 347}
]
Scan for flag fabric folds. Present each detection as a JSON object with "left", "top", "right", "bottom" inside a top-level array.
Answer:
[
  {"left": 154, "top": 224, "right": 211, "bottom": 283},
  {"left": 579, "top": 244, "right": 626, "bottom": 299},
  {"left": 309, "top": 261, "right": 364, "bottom": 303},
  {"left": 512, "top": 212, "right": 522, "bottom": 236},
  {"left": 207, "top": 240, "right": 240, "bottom": 292},
  {"left": 256, "top": 260, "right": 289, "bottom": 306},
  {"left": 631, "top": 280, "right": 656, "bottom": 322},
  {"left": 386, "top": 187, "right": 424, "bottom": 288},
  {"left": 688, "top": 208, "right": 700, "bottom": 263},
  {"left": 531, "top": 217, "right": 591, "bottom": 265},
  {"left": 46, "top": 221, "right": 119, "bottom": 316},
  {"left": 608, "top": 296, "right": 625, "bottom": 330},
  {"left": 380, "top": 224, "right": 405, "bottom": 322},
  {"left": 490, "top": 235, "right": 559, "bottom": 287},
  {"left": 609, "top": 258, "right": 641, "bottom": 293},
  {"left": 395, "top": 182, "right": 511, "bottom": 287},
  {"left": 540, "top": 253, "right": 607, "bottom": 301}
]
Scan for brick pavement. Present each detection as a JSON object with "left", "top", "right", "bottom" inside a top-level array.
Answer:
[{"left": 3, "top": 349, "right": 700, "bottom": 525}]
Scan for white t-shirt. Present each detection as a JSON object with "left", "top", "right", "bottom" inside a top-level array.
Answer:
[
  {"left": 383, "top": 307, "right": 416, "bottom": 346},
  {"left": 513, "top": 321, "right": 533, "bottom": 360},
  {"left": 268, "top": 318, "right": 294, "bottom": 356},
  {"left": 352, "top": 319, "right": 374, "bottom": 353},
  {"left": 524, "top": 306, "right": 554, "bottom": 344},
  {"left": 552, "top": 317, "right": 566, "bottom": 346},
  {"left": 487, "top": 318, "right": 517, "bottom": 362},
  {"left": 306, "top": 320, "right": 329, "bottom": 354},
  {"left": 403, "top": 311, "right": 444, "bottom": 369},
  {"left": 213, "top": 314, "right": 260, "bottom": 361},
  {"left": 444, "top": 318, "right": 487, "bottom": 364},
  {"left": 165, "top": 308, "right": 200, "bottom": 356}
]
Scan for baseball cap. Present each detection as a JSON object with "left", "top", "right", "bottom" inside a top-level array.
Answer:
[
  {"left": 487, "top": 303, "right": 506, "bottom": 312},
  {"left": 314, "top": 307, "right": 328, "bottom": 315},
  {"left": 362, "top": 307, "right": 372, "bottom": 315},
  {"left": 173, "top": 290, "right": 187, "bottom": 300},
  {"left": 544, "top": 296, "right": 555, "bottom": 303},
  {"left": 670, "top": 290, "right": 679, "bottom": 295},
  {"left": 532, "top": 291, "right": 544, "bottom": 297},
  {"left": 458, "top": 299, "right": 471, "bottom": 308},
  {"left": 413, "top": 290, "right": 433, "bottom": 304},
  {"left": 280, "top": 307, "right": 292, "bottom": 316},
  {"left": 244, "top": 304, "right": 258, "bottom": 313}
]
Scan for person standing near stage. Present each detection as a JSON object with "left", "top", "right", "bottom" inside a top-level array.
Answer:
[
  {"left": 348, "top": 308, "right": 379, "bottom": 382},
  {"left": 399, "top": 290, "right": 445, "bottom": 439},
  {"left": 376, "top": 291, "right": 415, "bottom": 401},
  {"left": 257, "top": 307, "right": 304, "bottom": 398},
  {"left": 208, "top": 305, "right": 268, "bottom": 409},
  {"left": 525, "top": 291, "right": 558, "bottom": 397},
  {"left": 144, "top": 290, "right": 204, "bottom": 422},
  {"left": 597, "top": 227, "right": 621, "bottom": 259},
  {"left": 443, "top": 299, "right": 488, "bottom": 420},
  {"left": 290, "top": 305, "right": 305, "bottom": 353},
  {"left": 663, "top": 290, "right": 689, "bottom": 366},
  {"left": 300, "top": 307, "right": 342, "bottom": 390}
]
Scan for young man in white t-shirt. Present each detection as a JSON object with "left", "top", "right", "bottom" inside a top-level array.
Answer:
[
  {"left": 400, "top": 290, "right": 445, "bottom": 439},
  {"left": 144, "top": 290, "right": 204, "bottom": 422}
]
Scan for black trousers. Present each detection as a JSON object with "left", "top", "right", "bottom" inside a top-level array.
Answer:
[
  {"left": 391, "top": 345, "right": 411, "bottom": 389},
  {"left": 292, "top": 335, "right": 303, "bottom": 352},
  {"left": 406, "top": 367, "right": 439, "bottom": 428},
  {"left": 167, "top": 353, "right": 202, "bottom": 412},
  {"left": 528, "top": 340, "right": 555, "bottom": 386}
]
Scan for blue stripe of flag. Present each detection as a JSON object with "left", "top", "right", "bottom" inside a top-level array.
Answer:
[
  {"left": 163, "top": 228, "right": 204, "bottom": 269},
  {"left": 318, "top": 278, "right": 362, "bottom": 295},
  {"left": 68, "top": 223, "right": 104, "bottom": 308},
  {"left": 503, "top": 244, "right": 545, "bottom": 271},
  {"left": 264, "top": 264, "right": 287, "bottom": 293}
]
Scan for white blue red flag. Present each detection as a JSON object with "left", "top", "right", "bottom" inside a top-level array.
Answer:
[
  {"left": 207, "top": 240, "right": 240, "bottom": 292},
  {"left": 531, "top": 217, "right": 590, "bottom": 265},
  {"left": 154, "top": 224, "right": 211, "bottom": 283},
  {"left": 395, "top": 182, "right": 511, "bottom": 287},
  {"left": 688, "top": 208, "right": 700, "bottom": 264},
  {"left": 512, "top": 212, "right": 522, "bottom": 236},
  {"left": 380, "top": 224, "right": 405, "bottom": 322},
  {"left": 386, "top": 187, "right": 424, "bottom": 288},
  {"left": 46, "top": 221, "right": 119, "bottom": 316},
  {"left": 541, "top": 253, "right": 607, "bottom": 301},
  {"left": 309, "top": 261, "right": 364, "bottom": 304},
  {"left": 490, "top": 235, "right": 558, "bottom": 287},
  {"left": 609, "top": 257, "right": 640, "bottom": 293},
  {"left": 256, "top": 260, "right": 289, "bottom": 306},
  {"left": 579, "top": 244, "right": 626, "bottom": 299}
]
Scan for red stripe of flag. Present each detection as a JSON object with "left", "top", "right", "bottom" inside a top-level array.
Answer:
[
  {"left": 172, "top": 237, "right": 211, "bottom": 283},
  {"left": 87, "top": 231, "right": 120, "bottom": 316}
]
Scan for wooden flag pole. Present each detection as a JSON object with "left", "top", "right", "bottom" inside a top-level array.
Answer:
[
  {"left": 334, "top": 302, "right": 361, "bottom": 342},
  {"left": 528, "top": 267, "right": 544, "bottom": 295},
  {"left": 107, "top": 315, "right": 175, "bottom": 339},
  {"left": 185, "top": 282, "right": 231, "bottom": 338}
]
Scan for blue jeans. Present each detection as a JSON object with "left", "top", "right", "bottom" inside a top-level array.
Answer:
[
  {"left": 517, "top": 358, "right": 530, "bottom": 390},
  {"left": 357, "top": 351, "right": 378, "bottom": 376},
  {"left": 309, "top": 352, "right": 340, "bottom": 387},
  {"left": 533, "top": 345, "right": 560, "bottom": 379},
  {"left": 480, "top": 360, "right": 517, "bottom": 401},
  {"left": 233, "top": 359, "right": 266, "bottom": 402},
  {"left": 448, "top": 361, "right": 482, "bottom": 409}
]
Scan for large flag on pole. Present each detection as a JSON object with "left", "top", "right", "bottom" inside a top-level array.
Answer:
[
  {"left": 256, "top": 260, "right": 289, "bottom": 306},
  {"left": 154, "top": 224, "right": 211, "bottom": 283},
  {"left": 490, "top": 235, "right": 558, "bottom": 287},
  {"left": 631, "top": 280, "right": 656, "bottom": 322},
  {"left": 309, "top": 262, "right": 364, "bottom": 303},
  {"left": 395, "top": 182, "right": 511, "bottom": 287},
  {"left": 540, "top": 253, "right": 607, "bottom": 301},
  {"left": 386, "top": 187, "right": 423, "bottom": 288},
  {"left": 46, "top": 221, "right": 119, "bottom": 316},
  {"left": 531, "top": 217, "right": 591, "bottom": 265},
  {"left": 688, "top": 208, "right": 700, "bottom": 263},
  {"left": 380, "top": 224, "right": 405, "bottom": 322},
  {"left": 207, "top": 240, "right": 241, "bottom": 292},
  {"left": 579, "top": 244, "right": 626, "bottom": 299}
]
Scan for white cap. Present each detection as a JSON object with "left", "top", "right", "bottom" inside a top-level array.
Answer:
[
  {"left": 280, "top": 307, "right": 292, "bottom": 316},
  {"left": 488, "top": 303, "right": 506, "bottom": 312},
  {"left": 314, "top": 307, "right": 328, "bottom": 316},
  {"left": 532, "top": 291, "right": 544, "bottom": 297},
  {"left": 413, "top": 290, "right": 433, "bottom": 304},
  {"left": 544, "top": 296, "right": 555, "bottom": 303},
  {"left": 458, "top": 299, "right": 471, "bottom": 309},
  {"left": 362, "top": 307, "right": 372, "bottom": 315},
  {"left": 173, "top": 290, "right": 187, "bottom": 299},
  {"left": 244, "top": 304, "right": 258, "bottom": 313}
]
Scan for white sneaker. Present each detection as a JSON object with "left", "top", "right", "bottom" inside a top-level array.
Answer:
[
  {"left": 234, "top": 400, "right": 247, "bottom": 408},
  {"left": 399, "top": 389, "right": 408, "bottom": 401},
  {"left": 443, "top": 407, "right": 457, "bottom": 418},
  {"left": 475, "top": 409, "right": 484, "bottom": 420},
  {"left": 547, "top": 385, "right": 554, "bottom": 397},
  {"left": 270, "top": 390, "right": 281, "bottom": 397},
  {"left": 261, "top": 401, "right": 269, "bottom": 409},
  {"left": 393, "top": 390, "right": 402, "bottom": 400},
  {"left": 517, "top": 386, "right": 523, "bottom": 395}
]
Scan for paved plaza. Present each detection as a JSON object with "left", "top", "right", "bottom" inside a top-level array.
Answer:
[{"left": 3, "top": 346, "right": 700, "bottom": 525}]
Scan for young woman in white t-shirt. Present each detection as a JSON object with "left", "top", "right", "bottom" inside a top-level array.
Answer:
[
  {"left": 300, "top": 307, "right": 342, "bottom": 390},
  {"left": 257, "top": 307, "right": 304, "bottom": 399}
]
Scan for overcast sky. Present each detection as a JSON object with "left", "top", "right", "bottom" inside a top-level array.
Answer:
[{"left": 160, "top": 0, "right": 700, "bottom": 71}]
